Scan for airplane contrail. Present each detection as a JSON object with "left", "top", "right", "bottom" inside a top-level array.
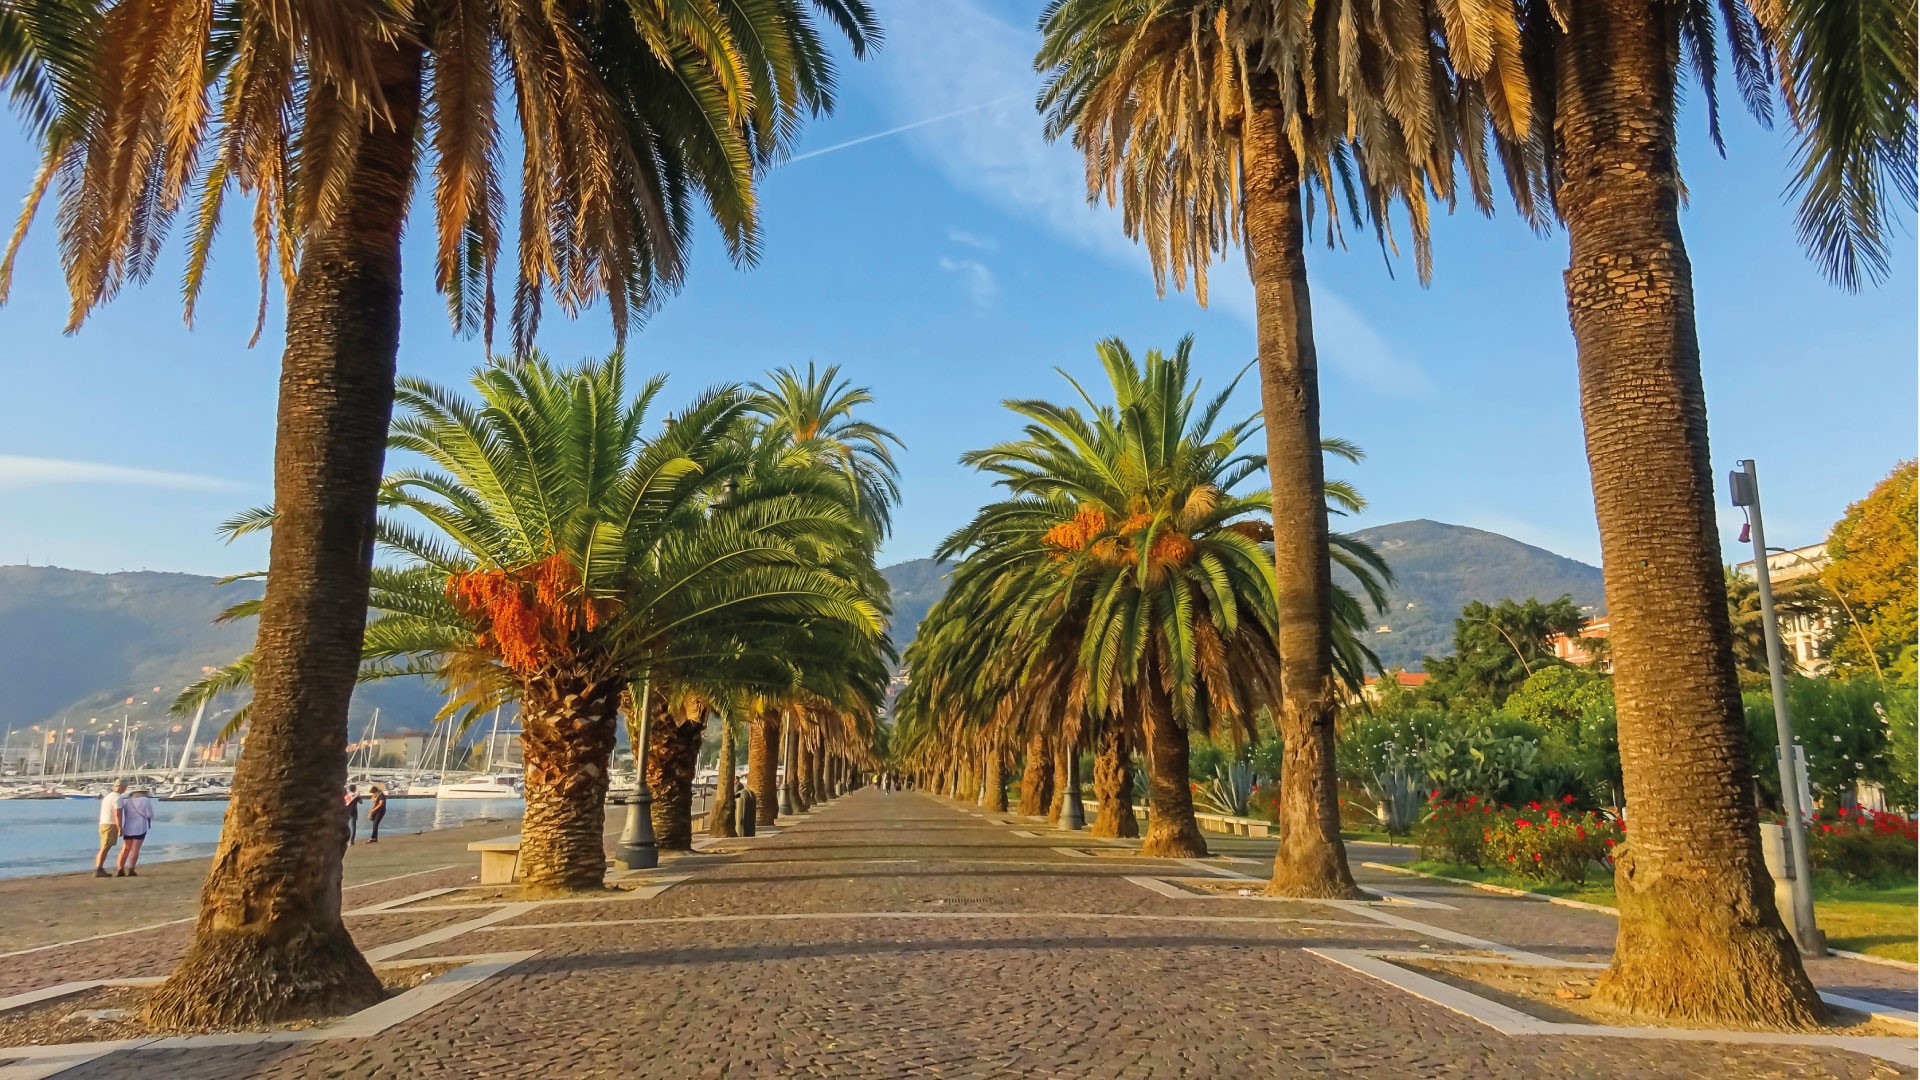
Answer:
[{"left": 785, "top": 96, "right": 1024, "bottom": 164}]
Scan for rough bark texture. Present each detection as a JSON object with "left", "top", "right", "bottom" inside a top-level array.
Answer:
[
  {"left": 648, "top": 713, "right": 702, "bottom": 851},
  {"left": 1241, "top": 89, "right": 1359, "bottom": 899},
  {"left": 798, "top": 739, "right": 820, "bottom": 806},
  {"left": 514, "top": 669, "right": 621, "bottom": 891},
  {"left": 1090, "top": 724, "right": 1138, "bottom": 839},
  {"left": 1140, "top": 677, "right": 1207, "bottom": 857},
  {"left": 981, "top": 747, "right": 1008, "bottom": 811},
  {"left": 142, "top": 39, "right": 425, "bottom": 1030},
  {"left": 783, "top": 722, "right": 807, "bottom": 813},
  {"left": 1018, "top": 734, "right": 1054, "bottom": 817},
  {"left": 1047, "top": 746, "right": 1069, "bottom": 825},
  {"left": 709, "top": 717, "right": 737, "bottom": 838},
  {"left": 1554, "top": 0, "right": 1822, "bottom": 1027},
  {"left": 748, "top": 711, "right": 779, "bottom": 826}
]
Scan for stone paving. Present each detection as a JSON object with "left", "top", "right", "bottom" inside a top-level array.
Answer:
[{"left": 1, "top": 792, "right": 1913, "bottom": 1078}]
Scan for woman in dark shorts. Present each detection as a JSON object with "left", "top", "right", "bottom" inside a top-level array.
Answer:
[{"left": 368, "top": 785, "right": 388, "bottom": 843}]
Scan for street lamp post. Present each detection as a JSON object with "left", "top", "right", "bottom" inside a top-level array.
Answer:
[
  {"left": 1730, "top": 459, "right": 1824, "bottom": 956},
  {"left": 615, "top": 675, "right": 659, "bottom": 871},
  {"left": 1060, "top": 739, "right": 1086, "bottom": 830},
  {"left": 777, "top": 711, "right": 793, "bottom": 815}
]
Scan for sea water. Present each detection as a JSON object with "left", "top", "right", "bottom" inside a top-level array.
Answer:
[{"left": 0, "top": 796, "right": 525, "bottom": 879}]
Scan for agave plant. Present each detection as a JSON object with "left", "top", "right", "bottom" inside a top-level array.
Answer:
[{"left": 1195, "top": 759, "right": 1257, "bottom": 818}]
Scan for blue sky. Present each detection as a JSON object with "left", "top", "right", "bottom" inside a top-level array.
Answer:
[{"left": 0, "top": 0, "right": 1913, "bottom": 584}]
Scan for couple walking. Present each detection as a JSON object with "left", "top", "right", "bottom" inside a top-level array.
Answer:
[
  {"left": 345, "top": 784, "right": 388, "bottom": 844},
  {"left": 92, "top": 781, "right": 153, "bottom": 878}
]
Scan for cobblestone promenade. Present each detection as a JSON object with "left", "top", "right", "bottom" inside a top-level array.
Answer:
[{"left": 0, "top": 791, "right": 1912, "bottom": 1079}]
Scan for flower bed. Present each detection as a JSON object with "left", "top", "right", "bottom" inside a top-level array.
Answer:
[
  {"left": 1415, "top": 795, "right": 1623, "bottom": 885},
  {"left": 1802, "top": 807, "right": 1918, "bottom": 886}
]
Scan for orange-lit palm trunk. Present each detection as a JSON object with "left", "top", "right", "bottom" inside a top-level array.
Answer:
[
  {"left": 1241, "top": 85, "right": 1358, "bottom": 898},
  {"left": 1090, "top": 720, "right": 1138, "bottom": 839},
  {"left": 981, "top": 744, "right": 1008, "bottom": 812},
  {"left": 517, "top": 668, "right": 622, "bottom": 890},
  {"left": 1018, "top": 733, "right": 1053, "bottom": 816},
  {"left": 649, "top": 712, "right": 702, "bottom": 851},
  {"left": 144, "top": 37, "right": 425, "bottom": 1028},
  {"left": 1554, "top": 0, "right": 1820, "bottom": 1026},
  {"left": 748, "top": 710, "right": 779, "bottom": 825},
  {"left": 1140, "top": 669, "right": 1206, "bottom": 857}
]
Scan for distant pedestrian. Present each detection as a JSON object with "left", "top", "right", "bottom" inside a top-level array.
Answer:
[
  {"left": 116, "top": 787, "right": 154, "bottom": 877},
  {"left": 344, "top": 785, "right": 364, "bottom": 845},
  {"left": 93, "top": 781, "right": 127, "bottom": 878},
  {"left": 367, "top": 786, "right": 388, "bottom": 843}
]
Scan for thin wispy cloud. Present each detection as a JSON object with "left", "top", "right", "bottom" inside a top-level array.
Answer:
[
  {"left": 948, "top": 229, "right": 998, "bottom": 251},
  {"left": 0, "top": 455, "right": 246, "bottom": 494},
  {"left": 872, "top": 0, "right": 1431, "bottom": 398},
  {"left": 786, "top": 97, "right": 1024, "bottom": 164},
  {"left": 938, "top": 257, "right": 999, "bottom": 307}
]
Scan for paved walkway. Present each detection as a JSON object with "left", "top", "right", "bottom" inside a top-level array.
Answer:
[{"left": 0, "top": 792, "right": 1911, "bottom": 1078}]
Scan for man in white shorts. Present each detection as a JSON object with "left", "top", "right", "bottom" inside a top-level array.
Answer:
[{"left": 93, "top": 781, "right": 126, "bottom": 878}]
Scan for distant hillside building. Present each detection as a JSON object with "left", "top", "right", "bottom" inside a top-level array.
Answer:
[
  {"left": 1548, "top": 616, "right": 1612, "bottom": 673},
  {"left": 1359, "top": 670, "right": 1428, "bottom": 704},
  {"left": 1730, "top": 542, "right": 1832, "bottom": 675}
]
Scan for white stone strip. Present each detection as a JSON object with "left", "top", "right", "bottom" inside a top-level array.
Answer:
[
  {"left": 476, "top": 910, "right": 1379, "bottom": 932},
  {"left": 1363, "top": 861, "right": 1619, "bottom": 915},
  {"left": 345, "top": 887, "right": 460, "bottom": 916},
  {"left": 1049, "top": 847, "right": 1094, "bottom": 858},
  {"left": 1819, "top": 992, "right": 1919, "bottom": 1028},
  {"left": 343, "top": 865, "right": 461, "bottom": 892},
  {"left": 0, "top": 952, "right": 539, "bottom": 1074},
  {"left": 1830, "top": 948, "right": 1919, "bottom": 972},
  {"left": 1309, "top": 948, "right": 1555, "bottom": 1034},
  {"left": 1360, "top": 887, "right": 1457, "bottom": 911},
  {"left": 1310, "top": 948, "right": 1918, "bottom": 1068},
  {"left": 362, "top": 902, "right": 541, "bottom": 962},
  {"left": 1180, "top": 860, "right": 1256, "bottom": 880},
  {"left": 1326, "top": 901, "right": 1554, "bottom": 960},
  {"left": 0, "top": 982, "right": 100, "bottom": 1013},
  {"left": 0, "top": 865, "right": 459, "bottom": 962},
  {"left": 1124, "top": 876, "right": 1200, "bottom": 900}
]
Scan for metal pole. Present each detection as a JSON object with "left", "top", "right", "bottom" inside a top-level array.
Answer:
[
  {"left": 616, "top": 676, "right": 659, "bottom": 870},
  {"left": 777, "top": 712, "right": 793, "bottom": 815},
  {"left": 1061, "top": 740, "right": 1086, "bottom": 830},
  {"left": 1733, "top": 459, "right": 1824, "bottom": 955}
]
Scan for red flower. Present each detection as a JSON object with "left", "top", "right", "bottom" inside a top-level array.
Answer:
[
  {"left": 1604, "top": 838, "right": 1616, "bottom": 847},
  {"left": 1527, "top": 801, "right": 1542, "bottom": 811},
  {"left": 1562, "top": 794, "right": 1576, "bottom": 804},
  {"left": 1533, "top": 853, "right": 1542, "bottom": 861},
  {"left": 1575, "top": 826, "right": 1586, "bottom": 839}
]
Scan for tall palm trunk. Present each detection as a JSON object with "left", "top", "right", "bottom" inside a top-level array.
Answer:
[
  {"left": 709, "top": 716, "right": 737, "bottom": 838},
  {"left": 1047, "top": 743, "right": 1069, "bottom": 824},
  {"left": 1140, "top": 672, "right": 1206, "bottom": 857},
  {"left": 1090, "top": 721, "right": 1138, "bottom": 839},
  {"left": 144, "top": 38, "right": 426, "bottom": 1029},
  {"left": 799, "top": 737, "right": 819, "bottom": 806},
  {"left": 513, "top": 668, "right": 622, "bottom": 891},
  {"left": 1241, "top": 88, "right": 1358, "bottom": 899},
  {"left": 784, "top": 722, "right": 807, "bottom": 812},
  {"left": 981, "top": 745, "right": 1008, "bottom": 811},
  {"left": 1018, "top": 733, "right": 1053, "bottom": 816},
  {"left": 1555, "top": 0, "right": 1820, "bottom": 1027},
  {"left": 648, "top": 714, "right": 702, "bottom": 850},
  {"left": 749, "top": 710, "right": 779, "bottom": 825}
]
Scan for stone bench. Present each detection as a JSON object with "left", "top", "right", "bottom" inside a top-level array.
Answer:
[
  {"left": 1080, "top": 799, "right": 1275, "bottom": 838},
  {"left": 468, "top": 836, "right": 523, "bottom": 885}
]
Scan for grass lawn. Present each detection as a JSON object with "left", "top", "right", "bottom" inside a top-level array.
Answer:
[{"left": 1403, "top": 862, "right": 1917, "bottom": 964}]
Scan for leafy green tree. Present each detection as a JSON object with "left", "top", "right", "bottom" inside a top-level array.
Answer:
[
  {"left": 1744, "top": 676, "right": 1902, "bottom": 813},
  {"left": 1421, "top": 597, "right": 1587, "bottom": 707},
  {"left": 1505, "top": 666, "right": 1621, "bottom": 807},
  {"left": 1824, "top": 461, "right": 1918, "bottom": 679}
]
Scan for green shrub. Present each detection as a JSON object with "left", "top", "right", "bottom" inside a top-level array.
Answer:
[
  {"left": 1479, "top": 798, "right": 1621, "bottom": 885},
  {"left": 1415, "top": 796, "right": 1497, "bottom": 865},
  {"left": 1804, "top": 808, "right": 1918, "bottom": 885}
]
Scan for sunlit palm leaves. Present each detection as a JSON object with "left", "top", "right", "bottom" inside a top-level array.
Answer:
[
  {"left": 0, "top": 0, "right": 879, "bottom": 346},
  {"left": 893, "top": 336, "right": 1390, "bottom": 770}
]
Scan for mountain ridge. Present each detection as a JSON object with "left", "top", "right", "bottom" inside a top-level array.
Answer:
[{"left": 0, "top": 520, "right": 1602, "bottom": 731}]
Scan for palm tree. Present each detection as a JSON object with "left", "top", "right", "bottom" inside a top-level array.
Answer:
[
  {"left": 1037, "top": 0, "right": 1533, "bottom": 896},
  {"left": 749, "top": 362, "right": 906, "bottom": 537},
  {"left": 173, "top": 355, "right": 884, "bottom": 1018},
  {"left": 905, "top": 337, "right": 1388, "bottom": 857},
  {"left": 1, "top": 0, "right": 877, "bottom": 1027},
  {"left": 1427, "top": 0, "right": 1913, "bottom": 1026}
]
